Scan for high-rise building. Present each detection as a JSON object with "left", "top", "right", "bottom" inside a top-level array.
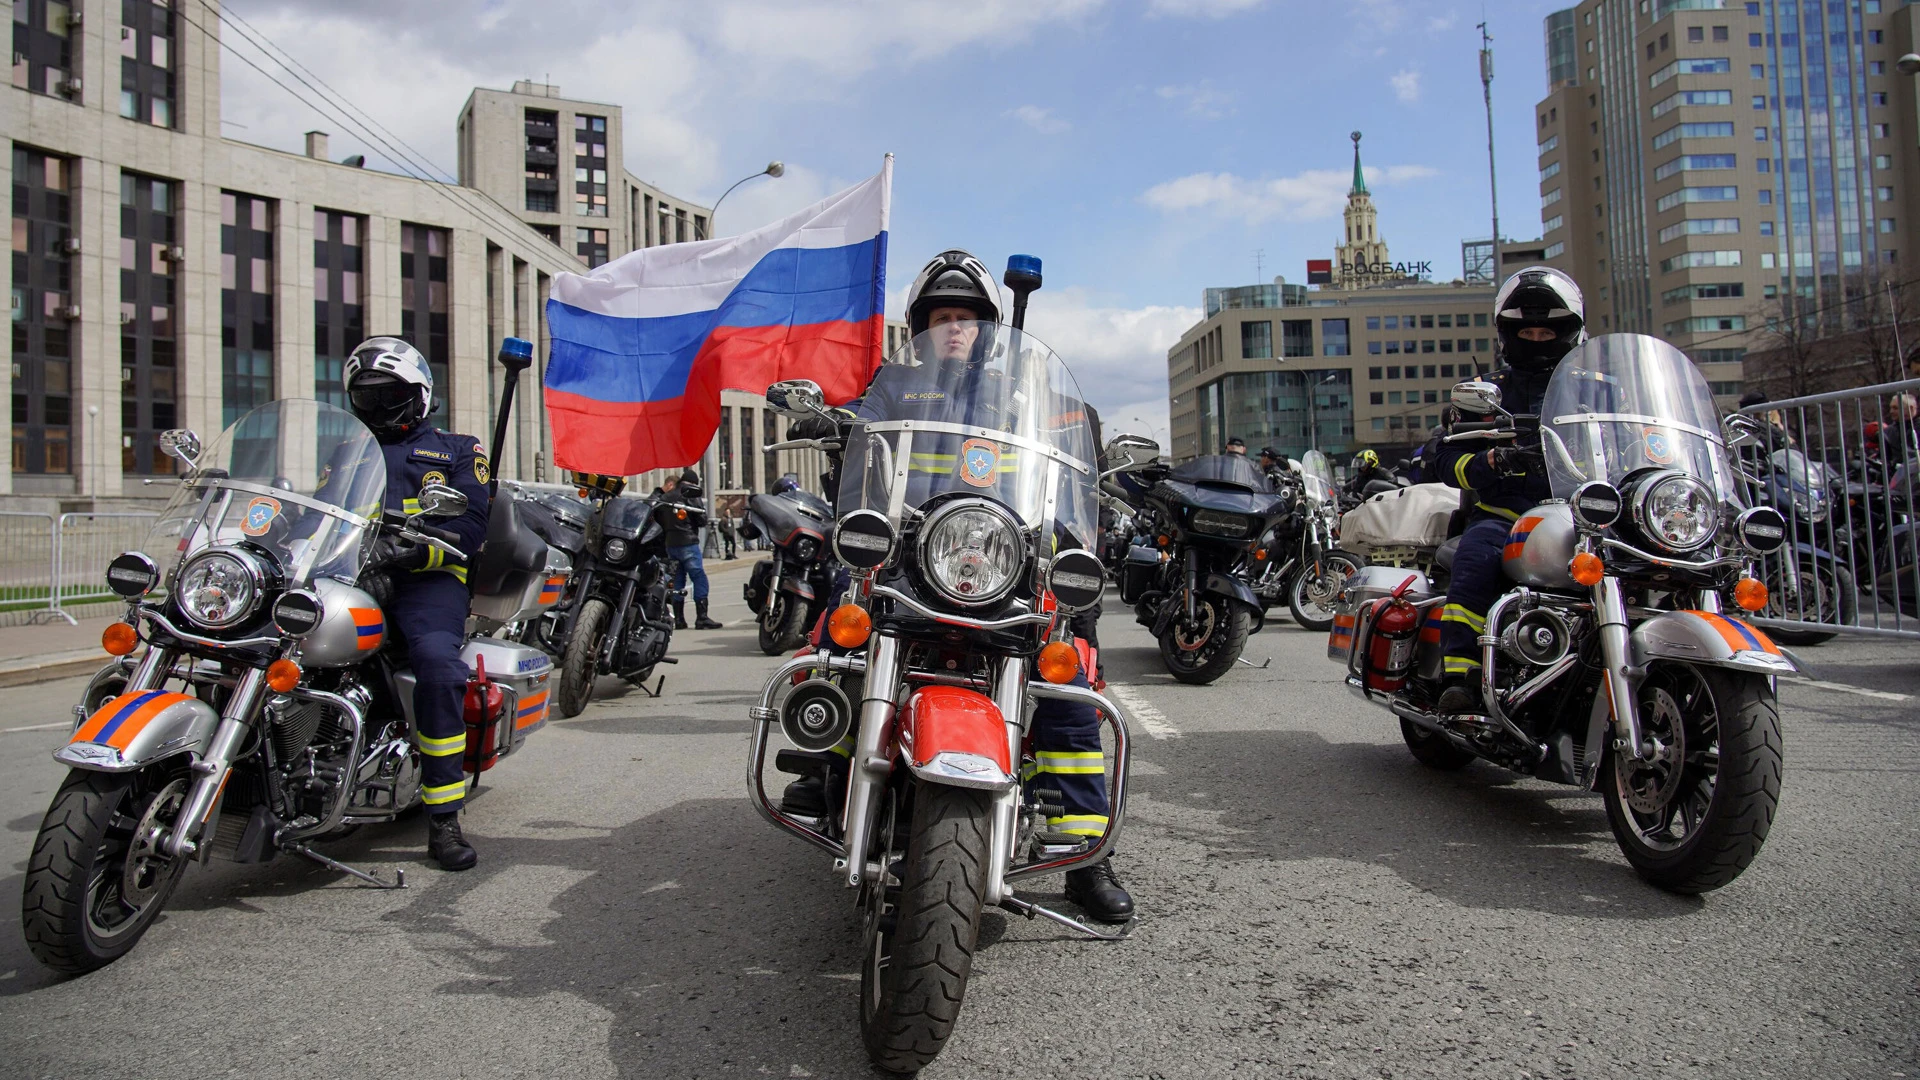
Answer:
[{"left": 1537, "top": 0, "right": 1917, "bottom": 404}]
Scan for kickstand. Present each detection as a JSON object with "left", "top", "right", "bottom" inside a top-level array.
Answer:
[
  {"left": 1000, "top": 894, "right": 1133, "bottom": 941},
  {"left": 640, "top": 675, "right": 667, "bottom": 698},
  {"left": 1236, "top": 655, "right": 1272, "bottom": 669},
  {"left": 282, "top": 842, "right": 407, "bottom": 889}
]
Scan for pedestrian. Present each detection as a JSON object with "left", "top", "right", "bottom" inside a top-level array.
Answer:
[
  {"left": 661, "top": 468, "right": 723, "bottom": 629},
  {"left": 722, "top": 511, "right": 738, "bottom": 560},
  {"left": 1225, "top": 436, "right": 1248, "bottom": 456}
]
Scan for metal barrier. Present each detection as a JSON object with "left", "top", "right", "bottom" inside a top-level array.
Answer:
[
  {"left": 1736, "top": 377, "right": 1920, "bottom": 640},
  {"left": 0, "top": 511, "right": 61, "bottom": 628},
  {"left": 49, "top": 512, "right": 160, "bottom": 626}
]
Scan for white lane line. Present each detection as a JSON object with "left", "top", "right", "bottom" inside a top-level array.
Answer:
[
  {"left": 1106, "top": 683, "right": 1181, "bottom": 740},
  {"left": 2, "top": 721, "right": 74, "bottom": 734},
  {"left": 1779, "top": 676, "right": 1911, "bottom": 703}
]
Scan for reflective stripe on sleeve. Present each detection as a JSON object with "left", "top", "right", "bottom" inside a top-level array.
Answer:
[
  {"left": 1046, "top": 814, "right": 1109, "bottom": 837},
  {"left": 1441, "top": 604, "right": 1486, "bottom": 631},
  {"left": 417, "top": 731, "right": 466, "bottom": 758},
  {"left": 1035, "top": 750, "right": 1106, "bottom": 775},
  {"left": 422, "top": 780, "right": 466, "bottom": 806}
]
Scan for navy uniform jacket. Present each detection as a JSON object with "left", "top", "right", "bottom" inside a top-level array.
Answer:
[
  {"left": 371, "top": 425, "right": 493, "bottom": 583},
  {"left": 1436, "top": 364, "right": 1554, "bottom": 521}
]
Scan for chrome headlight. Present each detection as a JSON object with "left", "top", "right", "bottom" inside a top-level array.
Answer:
[
  {"left": 174, "top": 549, "right": 264, "bottom": 629},
  {"left": 917, "top": 501, "right": 1025, "bottom": 607},
  {"left": 603, "top": 537, "right": 630, "bottom": 563},
  {"left": 1635, "top": 474, "right": 1718, "bottom": 552}
]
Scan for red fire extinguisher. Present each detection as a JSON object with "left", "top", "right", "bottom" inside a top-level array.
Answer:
[
  {"left": 1365, "top": 575, "right": 1422, "bottom": 694},
  {"left": 463, "top": 655, "right": 507, "bottom": 774}
]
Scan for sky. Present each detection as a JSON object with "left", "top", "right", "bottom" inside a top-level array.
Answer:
[{"left": 217, "top": 0, "right": 1572, "bottom": 445}]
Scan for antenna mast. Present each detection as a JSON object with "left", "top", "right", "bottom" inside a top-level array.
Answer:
[{"left": 1479, "top": 21, "right": 1502, "bottom": 285}]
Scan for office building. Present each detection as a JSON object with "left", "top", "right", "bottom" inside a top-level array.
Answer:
[{"left": 1535, "top": 0, "right": 1920, "bottom": 403}]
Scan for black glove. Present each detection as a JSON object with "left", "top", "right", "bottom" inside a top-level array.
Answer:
[
  {"left": 1488, "top": 443, "right": 1544, "bottom": 479},
  {"left": 368, "top": 533, "right": 429, "bottom": 572},
  {"left": 790, "top": 413, "right": 847, "bottom": 441}
]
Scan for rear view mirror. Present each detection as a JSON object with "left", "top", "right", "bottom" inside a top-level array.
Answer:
[
  {"left": 159, "top": 429, "right": 202, "bottom": 469},
  {"left": 414, "top": 483, "right": 469, "bottom": 519},
  {"left": 1722, "top": 412, "right": 1763, "bottom": 449},
  {"left": 766, "top": 379, "right": 829, "bottom": 419},
  {"left": 1102, "top": 433, "right": 1161, "bottom": 475},
  {"left": 1451, "top": 380, "right": 1505, "bottom": 417}
]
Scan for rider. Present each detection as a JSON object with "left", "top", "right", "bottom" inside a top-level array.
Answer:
[
  {"left": 785, "top": 249, "right": 1134, "bottom": 923},
  {"left": 342, "top": 336, "right": 493, "bottom": 871},
  {"left": 1432, "top": 266, "right": 1586, "bottom": 715},
  {"left": 1343, "top": 449, "right": 1385, "bottom": 499}
]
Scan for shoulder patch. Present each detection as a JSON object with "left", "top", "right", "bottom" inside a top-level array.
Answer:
[{"left": 474, "top": 452, "right": 491, "bottom": 485}]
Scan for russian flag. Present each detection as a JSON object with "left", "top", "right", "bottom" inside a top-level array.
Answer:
[{"left": 544, "top": 158, "right": 891, "bottom": 476}]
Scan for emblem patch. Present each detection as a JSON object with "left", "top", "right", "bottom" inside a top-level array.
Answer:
[
  {"left": 1644, "top": 427, "right": 1675, "bottom": 465},
  {"left": 420, "top": 470, "right": 447, "bottom": 490},
  {"left": 241, "top": 496, "right": 282, "bottom": 536},
  {"left": 474, "top": 453, "right": 491, "bottom": 485},
  {"left": 959, "top": 439, "right": 1000, "bottom": 488}
]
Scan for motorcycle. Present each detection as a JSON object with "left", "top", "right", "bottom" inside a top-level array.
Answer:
[
  {"left": 27, "top": 392, "right": 570, "bottom": 973},
  {"left": 1249, "top": 449, "right": 1365, "bottom": 633},
  {"left": 1117, "top": 452, "right": 1291, "bottom": 683},
  {"left": 746, "top": 311, "right": 1136, "bottom": 1074},
  {"left": 535, "top": 472, "right": 678, "bottom": 717},
  {"left": 1329, "top": 333, "right": 1792, "bottom": 894},
  {"left": 1739, "top": 448, "right": 1857, "bottom": 645},
  {"left": 740, "top": 482, "right": 837, "bottom": 654}
]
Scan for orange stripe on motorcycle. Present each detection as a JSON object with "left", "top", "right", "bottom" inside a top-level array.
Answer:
[{"left": 71, "top": 690, "right": 195, "bottom": 749}]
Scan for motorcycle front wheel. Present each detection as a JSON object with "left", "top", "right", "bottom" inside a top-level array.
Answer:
[
  {"left": 22, "top": 766, "right": 191, "bottom": 974},
  {"left": 860, "top": 781, "right": 991, "bottom": 1075},
  {"left": 1157, "top": 596, "right": 1249, "bottom": 685},
  {"left": 1287, "top": 550, "right": 1365, "bottom": 632},
  {"left": 757, "top": 593, "right": 808, "bottom": 656},
  {"left": 1602, "top": 662, "right": 1781, "bottom": 894},
  {"left": 556, "top": 597, "right": 611, "bottom": 718},
  {"left": 1762, "top": 557, "right": 1856, "bottom": 645}
]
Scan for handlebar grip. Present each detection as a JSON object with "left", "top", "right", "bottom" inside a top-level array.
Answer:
[{"left": 414, "top": 523, "right": 462, "bottom": 546}]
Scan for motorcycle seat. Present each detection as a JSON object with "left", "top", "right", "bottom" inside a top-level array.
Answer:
[{"left": 1434, "top": 536, "right": 1460, "bottom": 571}]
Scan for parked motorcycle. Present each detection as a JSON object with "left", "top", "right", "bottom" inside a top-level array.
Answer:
[
  {"left": 1329, "top": 334, "right": 1792, "bottom": 894},
  {"left": 747, "top": 311, "right": 1136, "bottom": 1074},
  {"left": 1250, "top": 449, "right": 1365, "bottom": 632},
  {"left": 1117, "top": 453, "right": 1290, "bottom": 683},
  {"left": 535, "top": 472, "right": 678, "bottom": 717},
  {"left": 1739, "top": 448, "right": 1856, "bottom": 645},
  {"left": 26, "top": 392, "right": 570, "bottom": 973},
  {"left": 740, "top": 479, "right": 837, "bottom": 654}
]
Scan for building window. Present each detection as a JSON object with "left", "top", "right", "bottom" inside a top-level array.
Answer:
[
  {"left": 1652, "top": 122, "right": 1735, "bottom": 150},
  {"left": 1543, "top": 214, "right": 1564, "bottom": 233},
  {"left": 1657, "top": 217, "right": 1740, "bottom": 243},
  {"left": 1321, "top": 319, "right": 1350, "bottom": 356},
  {"left": 1281, "top": 319, "right": 1312, "bottom": 358},
  {"left": 1712, "top": 25, "right": 1727, "bottom": 42},
  {"left": 525, "top": 108, "right": 559, "bottom": 211},
  {"left": 1368, "top": 367, "right": 1382, "bottom": 380},
  {"left": 1758, "top": 189, "right": 1772, "bottom": 204},
  {"left": 119, "top": 0, "right": 175, "bottom": 128},
  {"left": 718, "top": 405, "right": 733, "bottom": 488},
  {"left": 1240, "top": 320, "right": 1273, "bottom": 359},
  {"left": 1369, "top": 392, "right": 1384, "bottom": 405},
  {"left": 1385, "top": 341, "right": 1401, "bottom": 354},
  {"left": 314, "top": 209, "right": 367, "bottom": 409},
  {"left": 1872, "top": 92, "right": 1888, "bottom": 107},
  {"left": 1882, "top": 218, "right": 1897, "bottom": 234},
  {"left": 12, "top": 147, "right": 74, "bottom": 474},
  {"left": 763, "top": 409, "right": 781, "bottom": 492},
  {"left": 1421, "top": 340, "right": 1435, "bottom": 354},
  {"left": 400, "top": 223, "right": 452, "bottom": 427},
  {"left": 1875, "top": 155, "right": 1893, "bottom": 170},
  {"left": 575, "top": 114, "right": 608, "bottom": 217},
  {"left": 1367, "top": 341, "right": 1382, "bottom": 355},
  {"left": 1365, "top": 316, "right": 1380, "bottom": 330},
  {"left": 1874, "top": 124, "right": 1891, "bottom": 139},
  {"left": 221, "top": 191, "right": 276, "bottom": 427},
  {"left": 576, "top": 226, "right": 609, "bottom": 267},
  {"left": 121, "top": 171, "right": 179, "bottom": 475},
  {"left": 1663, "top": 316, "right": 1746, "bottom": 335},
  {"left": 1880, "top": 186, "right": 1895, "bottom": 202},
  {"left": 1653, "top": 154, "right": 1738, "bottom": 181},
  {"left": 1649, "top": 57, "right": 1730, "bottom": 88},
  {"left": 1751, "top": 64, "right": 1765, "bottom": 79},
  {"left": 1386, "top": 366, "right": 1400, "bottom": 380},
  {"left": 1540, "top": 161, "right": 1561, "bottom": 182},
  {"left": 1687, "top": 26, "right": 1702, "bottom": 42},
  {"left": 12, "top": 0, "right": 76, "bottom": 100},
  {"left": 1543, "top": 241, "right": 1566, "bottom": 259},
  {"left": 1870, "top": 61, "right": 1885, "bottom": 75},
  {"left": 1659, "top": 249, "right": 1741, "bottom": 273}
]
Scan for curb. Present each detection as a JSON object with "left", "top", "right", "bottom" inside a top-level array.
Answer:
[{"left": 0, "top": 649, "right": 110, "bottom": 688}]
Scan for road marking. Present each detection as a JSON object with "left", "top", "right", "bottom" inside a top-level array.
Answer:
[
  {"left": 2, "top": 721, "right": 73, "bottom": 734},
  {"left": 1779, "top": 676, "right": 1911, "bottom": 702},
  {"left": 1106, "top": 683, "right": 1181, "bottom": 740}
]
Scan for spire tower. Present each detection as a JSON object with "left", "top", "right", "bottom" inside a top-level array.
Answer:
[{"left": 1334, "top": 130, "right": 1390, "bottom": 288}]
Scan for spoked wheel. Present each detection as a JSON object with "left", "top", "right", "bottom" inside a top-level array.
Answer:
[
  {"left": 860, "top": 781, "right": 992, "bottom": 1075},
  {"left": 1157, "top": 596, "right": 1249, "bottom": 685},
  {"left": 1762, "top": 558, "right": 1856, "bottom": 645},
  {"left": 758, "top": 593, "right": 808, "bottom": 656},
  {"left": 1287, "top": 550, "right": 1365, "bottom": 632},
  {"left": 22, "top": 768, "right": 191, "bottom": 974},
  {"left": 1602, "top": 662, "right": 1782, "bottom": 894}
]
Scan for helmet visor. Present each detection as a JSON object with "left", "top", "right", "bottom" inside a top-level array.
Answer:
[{"left": 349, "top": 381, "right": 417, "bottom": 414}]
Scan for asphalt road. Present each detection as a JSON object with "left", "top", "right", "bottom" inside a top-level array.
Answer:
[{"left": 1, "top": 580, "right": 1916, "bottom": 1079}]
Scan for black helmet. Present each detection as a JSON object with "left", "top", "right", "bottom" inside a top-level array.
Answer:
[
  {"left": 677, "top": 468, "right": 703, "bottom": 497},
  {"left": 772, "top": 472, "right": 801, "bottom": 494},
  {"left": 1225, "top": 436, "right": 1247, "bottom": 453},
  {"left": 907, "top": 250, "right": 1001, "bottom": 338},
  {"left": 1494, "top": 266, "right": 1586, "bottom": 372}
]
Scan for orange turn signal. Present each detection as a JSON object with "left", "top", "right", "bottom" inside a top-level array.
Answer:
[
  {"left": 102, "top": 622, "right": 138, "bottom": 657},
  {"left": 674, "top": 508, "right": 688, "bottom": 521},
  {"left": 827, "top": 604, "right": 872, "bottom": 648},
  {"left": 1569, "top": 551, "right": 1605, "bottom": 587},
  {"left": 1036, "top": 641, "right": 1080, "bottom": 684},
  {"left": 1253, "top": 548, "right": 1268, "bottom": 561},
  {"left": 1156, "top": 534, "right": 1170, "bottom": 547},
  {"left": 1733, "top": 577, "right": 1769, "bottom": 612},
  {"left": 266, "top": 658, "right": 302, "bottom": 693}
]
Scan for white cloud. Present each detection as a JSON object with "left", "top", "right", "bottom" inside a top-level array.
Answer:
[
  {"left": 1156, "top": 82, "right": 1234, "bottom": 119},
  {"left": 1426, "top": 11, "right": 1459, "bottom": 32},
  {"left": 1390, "top": 68, "right": 1421, "bottom": 103},
  {"left": 1022, "top": 288, "right": 1200, "bottom": 427},
  {"left": 1008, "top": 105, "right": 1070, "bottom": 135},
  {"left": 1140, "top": 164, "right": 1440, "bottom": 222},
  {"left": 1146, "top": 0, "right": 1267, "bottom": 17}
]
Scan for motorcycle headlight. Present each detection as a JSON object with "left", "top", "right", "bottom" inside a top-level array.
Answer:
[
  {"left": 794, "top": 536, "right": 818, "bottom": 561},
  {"left": 1635, "top": 474, "right": 1718, "bottom": 552},
  {"left": 603, "top": 537, "right": 630, "bottom": 563},
  {"left": 1189, "top": 509, "right": 1251, "bottom": 539},
  {"left": 917, "top": 501, "right": 1025, "bottom": 607},
  {"left": 174, "top": 549, "right": 263, "bottom": 629}
]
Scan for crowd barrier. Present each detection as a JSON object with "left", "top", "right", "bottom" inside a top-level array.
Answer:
[{"left": 0, "top": 511, "right": 160, "bottom": 628}]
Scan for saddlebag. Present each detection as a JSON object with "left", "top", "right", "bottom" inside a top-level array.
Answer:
[
  {"left": 461, "top": 638, "right": 553, "bottom": 761},
  {"left": 1119, "top": 544, "right": 1160, "bottom": 606},
  {"left": 744, "top": 559, "right": 774, "bottom": 614},
  {"left": 1327, "top": 565, "right": 1435, "bottom": 671}
]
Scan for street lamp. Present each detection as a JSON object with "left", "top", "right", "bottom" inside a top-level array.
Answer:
[
  {"left": 705, "top": 160, "right": 785, "bottom": 239},
  {"left": 1126, "top": 415, "right": 1167, "bottom": 451},
  {"left": 1305, "top": 372, "right": 1339, "bottom": 453},
  {"left": 1897, "top": 53, "right": 1920, "bottom": 76}
]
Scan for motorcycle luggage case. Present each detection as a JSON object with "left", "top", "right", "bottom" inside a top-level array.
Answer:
[
  {"left": 1119, "top": 544, "right": 1160, "bottom": 606},
  {"left": 1328, "top": 565, "right": 1434, "bottom": 664},
  {"left": 470, "top": 497, "right": 574, "bottom": 625},
  {"left": 461, "top": 638, "right": 554, "bottom": 753}
]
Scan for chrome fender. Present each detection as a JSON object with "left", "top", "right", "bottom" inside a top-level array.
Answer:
[
  {"left": 55, "top": 689, "right": 220, "bottom": 772},
  {"left": 1630, "top": 609, "right": 1797, "bottom": 677}
]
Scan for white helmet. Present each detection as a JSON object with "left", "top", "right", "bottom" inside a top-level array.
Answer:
[
  {"left": 906, "top": 250, "right": 1002, "bottom": 337},
  {"left": 343, "top": 336, "right": 434, "bottom": 436},
  {"left": 1494, "top": 266, "right": 1586, "bottom": 372}
]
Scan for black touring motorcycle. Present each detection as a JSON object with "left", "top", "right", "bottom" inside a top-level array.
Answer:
[{"left": 740, "top": 478, "right": 837, "bottom": 654}]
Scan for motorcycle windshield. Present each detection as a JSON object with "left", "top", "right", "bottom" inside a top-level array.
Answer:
[
  {"left": 838, "top": 321, "right": 1098, "bottom": 548},
  {"left": 1170, "top": 454, "right": 1272, "bottom": 493},
  {"left": 1540, "top": 334, "right": 1740, "bottom": 503},
  {"left": 1300, "top": 450, "right": 1337, "bottom": 505},
  {"left": 145, "top": 400, "right": 385, "bottom": 588}
]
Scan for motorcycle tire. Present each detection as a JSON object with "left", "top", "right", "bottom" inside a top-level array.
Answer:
[
  {"left": 556, "top": 598, "right": 612, "bottom": 719},
  {"left": 1399, "top": 718, "right": 1475, "bottom": 771},
  {"left": 1287, "top": 550, "right": 1365, "bottom": 633},
  {"left": 1602, "top": 663, "right": 1781, "bottom": 895},
  {"left": 860, "top": 783, "right": 991, "bottom": 1075},
  {"left": 757, "top": 593, "right": 808, "bottom": 656},
  {"left": 1158, "top": 599, "right": 1249, "bottom": 685},
  {"left": 22, "top": 767, "right": 190, "bottom": 974},
  {"left": 1763, "top": 560, "right": 1855, "bottom": 646}
]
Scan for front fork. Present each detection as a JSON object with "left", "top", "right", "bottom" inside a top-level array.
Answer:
[
  {"left": 1590, "top": 576, "right": 1650, "bottom": 762},
  {"left": 158, "top": 660, "right": 269, "bottom": 858},
  {"left": 839, "top": 633, "right": 901, "bottom": 890}
]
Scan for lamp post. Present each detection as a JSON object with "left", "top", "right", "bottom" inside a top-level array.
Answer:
[
  {"left": 1305, "top": 372, "right": 1339, "bottom": 453},
  {"left": 1126, "top": 416, "right": 1168, "bottom": 451},
  {"left": 704, "top": 160, "right": 785, "bottom": 239}
]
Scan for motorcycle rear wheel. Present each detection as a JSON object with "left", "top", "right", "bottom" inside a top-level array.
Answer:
[
  {"left": 1602, "top": 663, "right": 1781, "bottom": 894},
  {"left": 1158, "top": 598, "right": 1249, "bottom": 685},
  {"left": 757, "top": 593, "right": 808, "bottom": 656},
  {"left": 860, "top": 782, "right": 992, "bottom": 1075},
  {"left": 1287, "top": 550, "right": 1365, "bottom": 633},
  {"left": 1399, "top": 718, "right": 1476, "bottom": 770},
  {"left": 22, "top": 767, "right": 190, "bottom": 974},
  {"left": 1762, "top": 558, "right": 1855, "bottom": 646},
  {"left": 556, "top": 598, "right": 611, "bottom": 718}
]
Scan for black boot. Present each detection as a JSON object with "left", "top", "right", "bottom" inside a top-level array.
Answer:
[
  {"left": 1064, "top": 856, "right": 1134, "bottom": 923},
  {"left": 427, "top": 812, "right": 477, "bottom": 872},
  {"left": 694, "top": 599, "right": 722, "bottom": 629},
  {"left": 1435, "top": 681, "right": 1481, "bottom": 716},
  {"left": 673, "top": 602, "right": 688, "bottom": 630},
  {"left": 780, "top": 774, "right": 827, "bottom": 816}
]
